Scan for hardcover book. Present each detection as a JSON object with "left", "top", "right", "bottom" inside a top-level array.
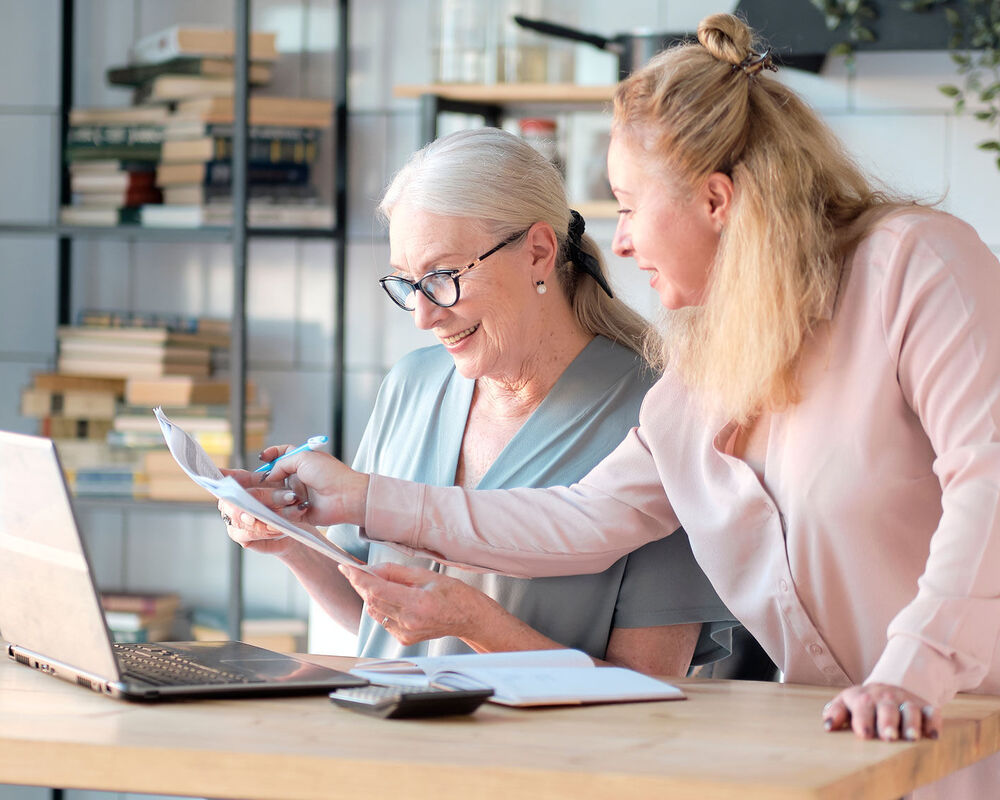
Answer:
[{"left": 129, "top": 26, "right": 279, "bottom": 65}]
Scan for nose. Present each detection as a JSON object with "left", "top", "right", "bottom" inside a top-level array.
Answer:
[
  {"left": 409, "top": 290, "right": 445, "bottom": 330},
  {"left": 612, "top": 216, "right": 632, "bottom": 258}
]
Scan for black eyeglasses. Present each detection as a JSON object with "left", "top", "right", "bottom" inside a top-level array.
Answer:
[{"left": 378, "top": 229, "right": 529, "bottom": 311}]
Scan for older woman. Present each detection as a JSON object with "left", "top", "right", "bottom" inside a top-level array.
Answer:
[
  {"left": 222, "top": 128, "right": 734, "bottom": 674},
  {"left": 237, "top": 14, "right": 1000, "bottom": 798}
]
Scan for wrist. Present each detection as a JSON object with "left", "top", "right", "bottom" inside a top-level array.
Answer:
[{"left": 346, "top": 470, "right": 371, "bottom": 526}]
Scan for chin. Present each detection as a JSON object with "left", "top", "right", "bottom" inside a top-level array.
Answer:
[{"left": 657, "top": 286, "right": 703, "bottom": 310}]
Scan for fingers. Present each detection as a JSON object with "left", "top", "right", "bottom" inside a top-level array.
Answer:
[
  {"left": 369, "top": 562, "right": 438, "bottom": 588},
  {"left": 822, "top": 684, "right": 939, "bottom": 742},
  {"left": 822, "top": 697, "right": 850, "bottom": 732}
]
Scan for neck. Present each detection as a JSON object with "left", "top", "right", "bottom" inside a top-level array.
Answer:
[{"left": 477, "top": 319, "right": 592, "bottom": 419}]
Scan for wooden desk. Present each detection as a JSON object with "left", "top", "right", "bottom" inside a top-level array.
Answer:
[{"left": 1, "top": 655, "right": 999, "bottom": 800}]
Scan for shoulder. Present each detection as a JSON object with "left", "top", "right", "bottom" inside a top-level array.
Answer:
[
  {"left": 855, "top": 208, "right": 995, "bottom": 280},
  {"left": 577, "top": 336, "right": 658, "bottom": 394},
  {"left": 379, "top": 344, "right": 454, "bottom": 395}
]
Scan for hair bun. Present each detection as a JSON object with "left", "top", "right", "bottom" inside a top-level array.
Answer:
[{"left": 697, "top": 13, "right": 754, "bottom": 68}]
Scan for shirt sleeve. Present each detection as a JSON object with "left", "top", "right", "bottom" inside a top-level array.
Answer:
[
  {"left": 865, "top": 213, "right": 1000, "bottom": 706},
  {"left": 612, "top": 528, "right": 738, "bottom": 666},
  {"left": 362, "top": 420, "right": 681, "bottom": 577}
]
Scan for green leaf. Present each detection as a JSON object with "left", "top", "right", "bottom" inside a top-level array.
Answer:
[
  {"left": 945, "top": 8, "right": 961, "bottom": 25},
  {"left": 830, "top": 42, "right": 853, "bottom": 56},
  {"left": 853, "top": 26, "right": 877, "bottom": 42},
  {"left": 974, "top": 110, "right": 996, "bottom": 120},
  {"left": 951, "top": 52, "right": 971, "bottom": 67},
  {"left": 981, "top": 83, "right": 1000, "bottom": 101},
  {"left": 939, "top": 84, "right": 962, "bottom": 97},
  {"left": 978, "top": 140, "right": 1000, "bottom": 151}
]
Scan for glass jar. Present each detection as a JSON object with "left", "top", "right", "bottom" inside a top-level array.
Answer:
[
  {"left": 497, "top": 0, "right": 575, "bottom": 84},
  {"left": 432, "top": 0, "right": 500, "bottom": 83},
  {"left": 519, "top": 117, "right": 565, "bottom": 177}
]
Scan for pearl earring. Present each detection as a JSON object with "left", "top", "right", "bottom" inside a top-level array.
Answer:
[{"left": 535, "top": 281, "right": 547, "bottom": 295}]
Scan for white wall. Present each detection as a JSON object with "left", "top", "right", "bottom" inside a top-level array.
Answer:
[{"left": 1, "top": 1, "right": 999, "bottom": 795}]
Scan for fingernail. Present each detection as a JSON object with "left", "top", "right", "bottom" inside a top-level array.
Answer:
[
  {"left": 297, "top": 501, "right": 310, "bottom": 511},
  {"left": 922, "top": 705, "right": 935, "bottom": 719},
  {"left": 240, "top": 512, "right": 254, "bottom": 526},
  {"left": 928, "top": 729, "right": 939, "bottom": 740},
  {"left": 823, "top": 718, "right": 833, "bottom": 731},
  {"left": 282, "top": 491, "right": 297, "bottom": 504},
  {"left": 905, "top": 727, "right": 919, "bottom": 741},
  {"left": 881, "top": 727, "right": 899, "bottom": 741},
  {"left": 257, "top": 452, "right": 265, "bottom": 461}
]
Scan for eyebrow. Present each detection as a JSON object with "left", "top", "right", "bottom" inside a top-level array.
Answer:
[{"left": 389, "top": 250, "right": 467, "bottom": 277}]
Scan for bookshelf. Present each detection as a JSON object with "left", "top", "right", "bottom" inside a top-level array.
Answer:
[{"left": 0, "top": 0, "right": 351, "bottom": 640}]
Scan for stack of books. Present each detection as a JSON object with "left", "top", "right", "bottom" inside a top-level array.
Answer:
[
  {"left": 59, "top": 105, "right": 168, "bottom": 226},
  {"left": 101, "top": 591, "right": 182, "bottom": 643},
  {"left": 144, "top": 95, "right": 334, "bottom": 229},
  {"left": 76, "top": 23, "right": 336, "bottom": 230},
  {"left": 19, "top": 309, "right": 270, "bottom": 501},
  {"left": 56, "top": 322, "right": 226, "bottom": 379},
  {"left": 20, "top": 373, "right": 132, "bottom": 487}
]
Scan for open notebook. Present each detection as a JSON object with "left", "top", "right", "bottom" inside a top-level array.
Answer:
[{"left": 0, "top": 430, "right": 367, "bottom": 701}]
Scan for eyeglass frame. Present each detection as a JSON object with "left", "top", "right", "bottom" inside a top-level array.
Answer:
[{"left": 378, "top": 228, "right": 530, "bottom": 311}]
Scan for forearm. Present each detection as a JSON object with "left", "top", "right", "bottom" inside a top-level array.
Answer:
[
  {"left": 280, "top": 544, "right": 363, "bottom": 632},
  {"left": 458, "top": 590, "right": 583, "bottom": 655},
  {"left": 364, "top": 475, "right": 675, "bottom": 577}
]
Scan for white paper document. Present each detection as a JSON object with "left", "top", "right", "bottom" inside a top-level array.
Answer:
[
  {"left": 153, "top": 407, "right": 371, "bottom": 571},
  {"left": 351, "top": 648, "right": 686, "bottom": 707}
]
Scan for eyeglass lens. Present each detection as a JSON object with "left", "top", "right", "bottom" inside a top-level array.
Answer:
[{"left": 382, "top": 271, "right": 459, "bottom": 310}]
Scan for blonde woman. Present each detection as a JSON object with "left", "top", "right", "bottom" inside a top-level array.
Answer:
[{"left": 233, "top": 14, "right": 999, "bottom": 797}]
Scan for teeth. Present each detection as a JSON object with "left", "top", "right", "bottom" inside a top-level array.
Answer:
[{"left": 442, "top": 324, "right": 479, "bottom": 345}]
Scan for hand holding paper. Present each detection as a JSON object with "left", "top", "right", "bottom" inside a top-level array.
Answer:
[{"left": 153, "top": 407, "right": 372, "bottom": 572}]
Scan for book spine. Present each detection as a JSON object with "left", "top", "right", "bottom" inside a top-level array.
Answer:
[
  {"left": 210, "top": 137, "right": 317, "bottom": 163},
  {"left": 64, "top": 145, "right": 162, "bottom": 162},
  {"left": 66, "top": 125, "right": 165, "bottom": 148},
  {"left": 203, "top": 160, "right": 311, "bottom": 186},
  {"left": 181, "top": 124, "right": 320, "bottom": 143}
]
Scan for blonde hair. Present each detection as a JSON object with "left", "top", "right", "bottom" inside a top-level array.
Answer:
[
  {"left": 616, "top": 13, "right": 906, "bottom": 423},
  {"left": 379, "top": 128, "right": 651, "bottom": 357}
]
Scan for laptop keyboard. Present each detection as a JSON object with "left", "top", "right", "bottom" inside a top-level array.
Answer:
[{"left": 114, "top": 643, "right": 256, "bottom": 686}]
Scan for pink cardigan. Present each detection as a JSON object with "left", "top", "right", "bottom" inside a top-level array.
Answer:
[{"left": 364, "top": 209, "right": 1000, "bottom": 796}]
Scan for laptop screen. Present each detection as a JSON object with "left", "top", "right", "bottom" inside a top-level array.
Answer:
[{"left": 0, "top": 430, "right": 126, "bottom": 680}]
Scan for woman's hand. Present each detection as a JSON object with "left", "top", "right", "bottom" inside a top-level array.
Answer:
[
  {"left": 822, "top": 683, "right": 940, "bottom": 741},
  {"left": 338, "top": 563, "right": 484, "bottom": 645},
  {"left": 217, "top": 496, "right": 301, "bottom": 557},
  {"left": 220, "top": 448, "right": 370, "bottom": 528}
]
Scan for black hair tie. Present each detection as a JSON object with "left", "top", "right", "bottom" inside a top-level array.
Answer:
[{"left": 567, "top": 209, "right": 614, "bottom": 298}]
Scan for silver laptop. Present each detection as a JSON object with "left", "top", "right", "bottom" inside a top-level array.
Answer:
[{"left": 0, "top": 430, "right": 368, "bottom": 701}]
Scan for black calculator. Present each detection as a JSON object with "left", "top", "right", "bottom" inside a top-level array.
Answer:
[{"left": 329, "top": 683, "right": 493, "bottom": 719}]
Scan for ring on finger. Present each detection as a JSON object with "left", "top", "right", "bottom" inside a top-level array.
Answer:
[
  {"left": 381, "top": 616, "right": 389, "bottom": 627},
  {"left": 222, "top": 514, "right": 232, "bottom": 526}
]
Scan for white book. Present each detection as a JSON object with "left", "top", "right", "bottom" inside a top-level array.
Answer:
[{"left": 350, "top": 648, "right": 686, "bottom": 707}]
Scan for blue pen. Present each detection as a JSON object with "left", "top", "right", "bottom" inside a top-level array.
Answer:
[{"left": 254, "top": 435, "right": 329, "bottom": 474}]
